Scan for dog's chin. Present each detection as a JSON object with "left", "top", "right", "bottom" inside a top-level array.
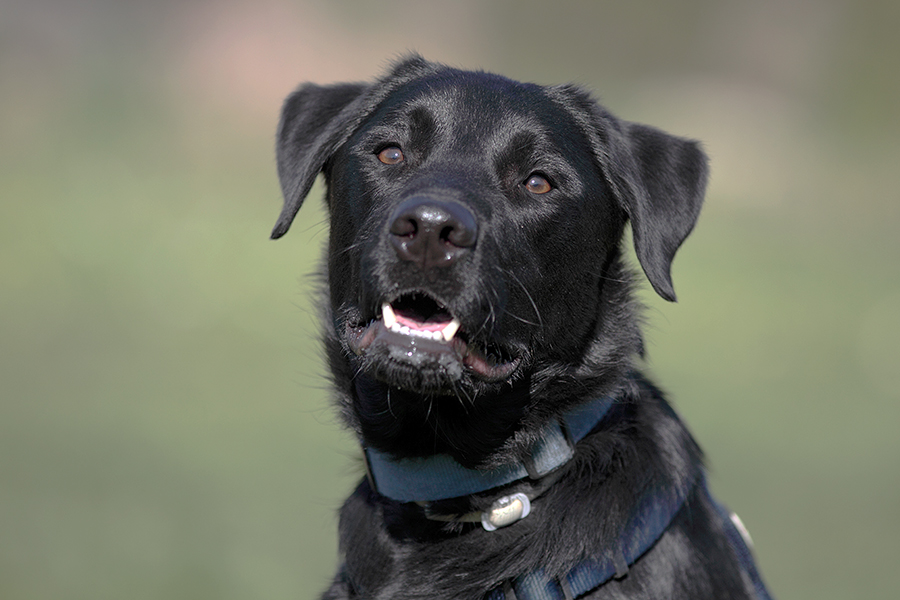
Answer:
[{"left": 345, "top": 318, "right": 521, "bottom": 394}]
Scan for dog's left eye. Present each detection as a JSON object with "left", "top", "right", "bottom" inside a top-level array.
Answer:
[
  {"left": 524, "top": 174, "right": 552, "bottom": 194},
  {"left": 377, "top": 146, "right": 405, "bottom": 165}
]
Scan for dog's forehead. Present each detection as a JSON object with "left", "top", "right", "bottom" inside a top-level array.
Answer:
[
  {"left": 367, "top": 70, "right": 585, "bottom": 153},
  {"left": 393, "top": 70, "right": 547, "bottom": 115}
]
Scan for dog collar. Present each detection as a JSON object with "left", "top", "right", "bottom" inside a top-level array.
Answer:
[{"left": 363, "top": 394, "right": 614, "bottom": 503}]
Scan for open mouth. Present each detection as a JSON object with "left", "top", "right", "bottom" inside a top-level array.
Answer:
[
  {"left": 382, "top": 295, "right": 461, "bottom": 342},
  {"left": 345, "top": 292, "right": 520, "bottom": 383}
]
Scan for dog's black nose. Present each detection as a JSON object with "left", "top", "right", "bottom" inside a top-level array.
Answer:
[{"left": 389, "top": 197, "right": 477, "bottom": 270}]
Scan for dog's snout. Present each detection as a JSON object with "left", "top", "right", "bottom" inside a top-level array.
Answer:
[{"left": 389, "top": 197, "right": 477, "bottom": 270}]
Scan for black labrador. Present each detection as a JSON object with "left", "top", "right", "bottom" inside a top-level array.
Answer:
[{"left": 272, "top": 56, "right": 774, "bottom": 600}]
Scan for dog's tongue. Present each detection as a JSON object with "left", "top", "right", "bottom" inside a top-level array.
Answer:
[{"left": 394, "top": 313, "right": 449, "bottom": 332}]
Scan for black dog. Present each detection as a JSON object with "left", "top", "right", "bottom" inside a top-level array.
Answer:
[{"left": 272, "top": 56, "right": 774, "bottom": 600}]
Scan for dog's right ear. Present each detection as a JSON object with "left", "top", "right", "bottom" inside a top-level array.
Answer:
[
  {"left": 272, "top": 54, "right": 442, "bottom": 239},
  {"left": 272, "top": 82, "right": 368, "bottom": 239}
]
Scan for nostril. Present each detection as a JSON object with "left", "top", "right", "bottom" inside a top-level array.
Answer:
[
  {"left": 442, "top": 217, "right": 477, "bottom": 249},
  {"left": 390, "top": 217, "right": 417, "bottom": 238}
]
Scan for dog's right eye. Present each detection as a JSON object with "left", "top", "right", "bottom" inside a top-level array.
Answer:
[{"left": 377, "top": 146, "right": 405, "bottom": 165}]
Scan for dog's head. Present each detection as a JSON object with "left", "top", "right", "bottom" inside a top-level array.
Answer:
[{"left": 273, "top": 56, "right": 706, "bottom": 458}]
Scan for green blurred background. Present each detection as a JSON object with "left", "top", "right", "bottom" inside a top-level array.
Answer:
[{"left": 2, "top": 0, "right": 898, "bottom": 598}]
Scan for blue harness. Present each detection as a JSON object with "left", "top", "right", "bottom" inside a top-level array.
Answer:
[
  {"left": 362, "top": 396, "right": 774, "bottom": 600},
  {"left": 484, "top": 481, "right": 774, "bottom": 600}
]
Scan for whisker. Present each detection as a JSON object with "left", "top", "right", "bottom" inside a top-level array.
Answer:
[
  {"left": 450, "top": 380, "right": 474, "bottom": 410},
  {"left": 334, "top": 240, "right": 366, "bottom": 259},
  {"left": 497, "top": 267, "right": 544, "bottom": 330},
  {"left": 387, "top": 387, "right": 396, "bottom": 419}
]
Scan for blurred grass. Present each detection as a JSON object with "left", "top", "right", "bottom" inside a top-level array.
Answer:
[
  {"left": 1, "top": 24, "right": 355, "bottom": 594},
  {"left": 638, "top": 200, "right": 900, "bottom": 599},
  {"left": 2, "top": 1, "right": 899, "bottom": 599}
]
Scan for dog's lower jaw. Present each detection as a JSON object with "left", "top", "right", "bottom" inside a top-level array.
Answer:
[{"left": 344, "top": 317, "right": 522, "bottom": 393}]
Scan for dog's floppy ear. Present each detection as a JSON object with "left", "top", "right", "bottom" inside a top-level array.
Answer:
[
  {"left": 272, "top": 82, "right": 368, "bottom": 239},
  {"left": 605, "top": 119, "right": 708, "bottom": 301},
  {"left": 272, "top": 54, "right": 441, "bottom": 239},
  {"left": 551, "top": 86, "right": 707, "bottom": 301}
]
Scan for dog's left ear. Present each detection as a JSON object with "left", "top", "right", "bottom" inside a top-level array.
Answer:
[
  {"left": 606, "top": 121, "right": 708, "bottom": 302},
  {"left": 554, "top": 86, "right": 708, "bottom": 301}
]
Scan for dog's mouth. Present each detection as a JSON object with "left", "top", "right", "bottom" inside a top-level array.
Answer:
[
  {"left": 383, "top": 294, "right": 462, "bottom": 342},
  {"left": 345, "top": 292, "right": 520, "bottom": 384}
]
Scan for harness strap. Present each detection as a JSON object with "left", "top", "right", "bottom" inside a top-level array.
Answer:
[
  {"left": 706, "top": 488, "right": 775, "bottom": 600},
  {"left": 485, "top": 480, "right": 776, "bottom": 600},
  {"left": 485, "top": 479, "right": 690, "bottom": 600}
]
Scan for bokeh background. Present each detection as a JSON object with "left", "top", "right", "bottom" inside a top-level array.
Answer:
[{"left": 2, "top": 0, "right": 899, "bottom": 598}]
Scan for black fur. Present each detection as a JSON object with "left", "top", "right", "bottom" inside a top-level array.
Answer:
[{"left": 273, "top": 56, "right": 766, "bottom": 599}]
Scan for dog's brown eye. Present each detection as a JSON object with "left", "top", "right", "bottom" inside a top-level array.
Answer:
[
  {"left": 524, "top": 174, "right": 552, "bottom": 194},
  {"left": 377, "top": 146, "right": 404, "bottom": 165}
]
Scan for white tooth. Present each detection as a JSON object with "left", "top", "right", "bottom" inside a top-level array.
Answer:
[
  {"left": 390, "top": 323, "right": 402, "bottom": 333},
  {"left": 382, "top": 303, "right": 396, "bottom": 329},
  {"left": 431, "top": 331, "right": 443, "bottom": 341},
  {"left": 400, "top": 326, "right": 411, "bottom": 336},
  {"left": 441, "top": 318, "right": 461, "bottom": 341}
]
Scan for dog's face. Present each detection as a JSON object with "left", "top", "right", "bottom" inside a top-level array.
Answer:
[
  {"left": 325, "top": 72, "right": 628, "bottom": 395},
  {"left": 273, "top": 57, "right": 706, "bottom": 453}
]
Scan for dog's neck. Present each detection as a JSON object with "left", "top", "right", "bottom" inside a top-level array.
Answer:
[
  {"left": 351, "top": 373, "right": 534, "bottom": 468},
  {"left": 362, "top": 393, "right": 615, "bottom": 504}
]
